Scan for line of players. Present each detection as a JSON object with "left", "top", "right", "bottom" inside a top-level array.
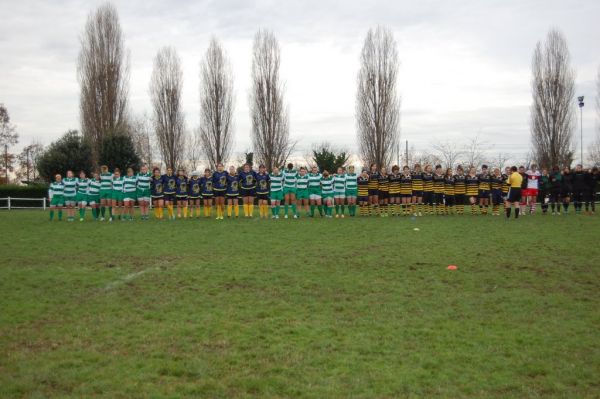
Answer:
[{"left": 46, "top": 162, "right": 598, "bottom": 221}]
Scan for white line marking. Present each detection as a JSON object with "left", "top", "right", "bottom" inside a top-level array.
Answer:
[{"left": 104, "top": 267, "right": 158, "bottom": 290}]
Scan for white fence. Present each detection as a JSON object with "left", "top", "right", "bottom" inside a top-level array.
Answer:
[{"left": 0, "top": 197, "right": 47, "bottom": 210}]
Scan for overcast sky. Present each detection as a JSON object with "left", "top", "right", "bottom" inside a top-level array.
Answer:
[{"left": 1, "top": 0, "right": 599, "bottom": 165}]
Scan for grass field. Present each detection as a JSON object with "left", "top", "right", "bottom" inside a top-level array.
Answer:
[{"left": 1, "top": 210, "right": 599, "bottom": 398}]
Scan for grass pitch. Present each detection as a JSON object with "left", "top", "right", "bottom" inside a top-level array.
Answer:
[{"left": 1, "top": 210, "right": 599, "bottom": 398}]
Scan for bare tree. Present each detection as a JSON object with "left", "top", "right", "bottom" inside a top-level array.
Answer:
[
  {"left": 78, "top": 3, "right": 130, "bottom": 165},
  {"left": 199, "top": 38, "right": 234, "bottom": 169},
  {"left": 530, "top": 29, "right": 576, "bottom": 169},
  {"left": 356, "top": 26, "right": 400, "bottom": 168},
  {"left": 462, "top": 134, "right": 488, "bottom": 168},
  {"left": 186, "top": 129, "right": 203, "bottom": 171},
  {"left": 432, "top": 140, "right": 463, "bottom": 169},
  {"left": 16, "top": 142, "right": 45, "bottom": 182},
  {"left": 150, "top": 46, "right": 185, "bottom": 169},
  {"left": 250, "top": 29, "right": 294, "bottom": 170},
  {"left": 491, "top": 152, "right": 511, "bottom": 169},
  {"left": 0, "top": 104, "right": 19, "bottom": 183},
  {"left": 129, "top": 113, "right": 155, "bottom": 167}
]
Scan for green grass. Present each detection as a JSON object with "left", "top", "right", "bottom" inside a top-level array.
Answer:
[{"left": 1, "top": 210, "right": 599, "bottom": 398}]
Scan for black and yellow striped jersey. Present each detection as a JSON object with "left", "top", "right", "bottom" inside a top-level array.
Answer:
[
  {"left": 378, "top": 174, "right": 389, "bottom": 192},
  {"left": 368, "top": 172, "right": 380, "bottom": 190},
  {"left": 454, "top": 174, "right": 466, "bottom": 194},
  {"left": 388, "top": 173, "right": 401, "bottom": 194},
  {"left": 501, "top": 174, "right": 510, "bottom": 193},
  {"left": 400, "top": 174, "right": 412, "bottom": 195},
  {"left": 411, "top": 172, "right": 424, "bottom": 191},
  {"left": 422, "top": 172, "right": 434, "bottom": 192},
  {"left": 444, "top": 176, "right": 455, "bottom": 196},
  {"left": 490, "top": 174, "right": 503, "bottom": 191},
  {"left": 478, "top": 172, "right": 491, "bottom": 191},
  {"left": 432, "top": 173, "right": 445, "bottom": 194},
  {"left": 358, "top": 176, "right": 369, "bottom": 197},
  {"left": 466, "top": 174, "right": 479, "bottom": 196}
]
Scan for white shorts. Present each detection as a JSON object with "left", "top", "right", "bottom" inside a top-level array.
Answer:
[
  {"left": 78, "top": 200, "right": 87, "bottom": 206},
  {"left": 88, "top": 199, "right": 98, "bottom": 206},
  {"left": 334, "top": 193, "right": 345, "bottom": 199},
  {"left": 138, "top": 196, "right": 151, "bottom": 202},
  {"left": 65, "top": 198, "right": 76, "bottom": 206},
  {"left": 123, "top": 197, "right": 136, "bottom": 202},
  {"left": 309, "top": 194, "right": 321, "bottom": 200}
]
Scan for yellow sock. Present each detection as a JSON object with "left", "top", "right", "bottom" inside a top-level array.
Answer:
[
  {"left": 234, "top": 205, "right": 239, "bottom": 217},
  {"left": 158, "top": 207, "right": 163, "bottom": 219},
  {"left": 226, "top": 204, "right": 232, "bottom": 217},
  {"left": 183, "top": 206, "right": 188, "bottom": 218},
  {"left": 154, "top": 207, "right": 159, "bottom": 218},
  {"left": 167, "top": 204, "right": 174, "bottom": 218},
  {"left": 249, "top": 204, "right": 254, "bottom": 216},
  {"left": 258, "top": 204, "right": 263, "bottom": 218}
]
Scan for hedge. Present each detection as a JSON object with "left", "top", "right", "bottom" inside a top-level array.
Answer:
[{"left": 0, "top": 185, "right": 48, "bottom": 208}]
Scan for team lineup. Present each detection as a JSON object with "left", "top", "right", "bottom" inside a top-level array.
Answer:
[{"left": 46, "top": 162, "right": 599, "bottom": 222}]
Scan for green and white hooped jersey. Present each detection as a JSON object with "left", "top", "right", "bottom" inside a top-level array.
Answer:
[
  {"left": 136, "top": 172, "right": 151, "bottom": 190},
  {"left": 296, "top": 174, "right": 309, "bottom": 190},
  {"left": 345, "top": 173, "right": 358, "bottom": 190},
  {"left": 308, "top": 173, "right": 322, "bottom": 191},
  {"left": 48, "top": 182, "right": 64, "bottom": 198},
  {"left": 269, "top": 173, "right": 284, "bottom": 192},
  {"left": 112, "top": 176, "right": 124, "bottom": 192},
  {"left": 100, "top": 173, "right": 113, "bottom": 191},
  {"left": 63, "top": 177, "right": 77, "bottom": 197},
  {"left": 88, "top": 180, "right": 101, "bottom": 195},
  {"left": 283, "top": 169, "right": 298, "bottom": 188},
  {"left": 333, "top": 174, "right": 346, "bottom": 193},
  {"left": 76, "top": 178, "right": 89, "bottom": 194},
  {"left": 123, "top": 176, "right": 137, "bottom": 193},
  {"left": 321, "top": 177, "right": 334, "bottom": 194}
]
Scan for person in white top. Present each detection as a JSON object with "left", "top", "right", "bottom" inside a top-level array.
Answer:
[{"left": 525, "top": 163, "right": 541, "bottom": 214}]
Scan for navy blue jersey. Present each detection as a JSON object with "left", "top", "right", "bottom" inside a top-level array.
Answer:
[
  {"left": 212, "top": 171, "right": 228, "bottom": 191},
  {"left": 151, "top": 175, "right": 164, "bottom": 197},
  {"left": 162, "top": 174, "right": 177, "bottom": 194},
  {"left": 188, "top": 177, "right": 201, "bottom": 198},
  {"left": 226, "top": 174, "right": 240, "bottom": 196},
  {"left": 255, "top": 173, "right": 270, "bottom": 194},
  {"left": 176, "top": 176, "right": 188, "bottom": 196},
  {"left": 239, "top": 170, "right": 257, "bottom": 189},
  {"left": 200, "top": 176, "right": 214, "bottom": 196}
]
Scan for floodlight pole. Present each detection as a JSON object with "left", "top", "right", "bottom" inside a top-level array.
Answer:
[{"left": 578, "top": 96, "right": 584, "bottom": 164}]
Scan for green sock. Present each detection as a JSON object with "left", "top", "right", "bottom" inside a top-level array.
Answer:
[
  {"left": 100, "top": 207, "right": 105, "bottom": 217},
  {"left": 284, "top": 204, "right": 288, "bottom": 215},
  {"left": 49, "top": 210, "right": 54, "bottom": 221},
  {"left": 292, "top": 204, "right": 297, "bottom": 215},
  {"left": 341, "top": 205, "right": 346, "bottom": 214},
  {"left": 310, "top": 204, "right": 315, "bottom": 216},
  {"left": 335, "top": 205, "right": 340, "bottom": 214},
  {"left": 79, "top": 208, "right": 84, "bottom": 218},
  {"left": 109, "top": 207, "right": 113, "bottom": 217},
  {"left": 318, "top": 205, "right": 323, "bottom": 215},
  {"left": 58, "top": 210, "right": 63, "bottom": 220}
]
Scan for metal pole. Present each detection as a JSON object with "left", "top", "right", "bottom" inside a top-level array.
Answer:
[
  {"left": 43, "top": 197, "right": 47, "bottom": 210},
  {"left": 4, "top": 144, "right": 7, "bottom": 184},
  {"left": 580, "top": 106, "right": 583, "bottom": 165},
  {"left": 7, "top": 197, "right": 11, "bottom": 211},
  {"left": 26, "top": 147, "right": 30, "bottom": 182},
  {"left": 405, "top": 140, "right": 408, "bottom": 167}
]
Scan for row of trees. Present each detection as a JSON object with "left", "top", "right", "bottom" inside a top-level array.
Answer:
[{"left": 3, "top": 5, "right": 600, "bottom": 184}]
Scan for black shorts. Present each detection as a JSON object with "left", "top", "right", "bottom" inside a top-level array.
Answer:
[
  {"left": 491, "top": 190, "right": 503, "bottom": 205},
  {"left": 240, "top": 188, "right": 255, "bottom": 197},
  {"left": 163, "top": 193, "right": 175, "bottom": 202},
  {"left": 401, "top": 193, "right": 412, "bottom": 199},
  {"left": 444, "top": 195, "right": 455, "bottom": 206},
  {"left": 378, "top": 191, "right": 389, "bottom": 200},
  {"left": 188, "top": 196, "right": 200, "bottom": 201},
  {"left": 549, "top": 191, "right": 561, "bottom": 203},
  {"left": 478, "top": 190, "right": 490, "bottom": 199},
  {"left": 507, "top": 188, "right": 521, "bottom": 202},
  {"left": 176, "top": 195, "right": 188, "bottom": 202},
  {"left": 368, "top": 189, "right": 379, "bottom": 196},
  {"left": 412, "top": 190, "right": 423, "bottom": 198},
  {"left": 423, "top": 191, "right": 434, "bottom": 205},
  {"left": 256, "top": 193, "right": 269, "bottom": 201},
  {"left": 454, "top": 194, "right": 465, "bottom": 206},
  {"left": 434, "top": 193, "right": 444, "bottom": 205},
  {"left": 202, "top": 193, "right": 214, "bottom": 200},
  {"left": 358, "top": 196, "right": 369, "bottom": 203},
  {"left": 213, "top": 190, "right": 226, "bottom": 198}
]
